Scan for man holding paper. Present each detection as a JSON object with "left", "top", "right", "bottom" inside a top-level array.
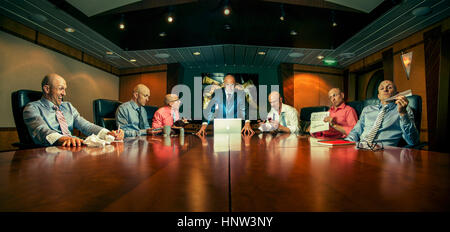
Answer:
[
  {"left": 346, "top": 80, "right": 419, "bottom": 147},
  {"left": 258, "top": 91, "right": 299, "bottom": 133},
  {"left": 23, "top": 73, "right": 124, "bottom": 147},
  {"left": 311, "top": 88, "right": 358, "bottom": 139}
]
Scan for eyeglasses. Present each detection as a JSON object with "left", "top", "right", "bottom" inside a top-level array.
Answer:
[{"left": 356, "top": 141, "right": 384, "bottom": 152}]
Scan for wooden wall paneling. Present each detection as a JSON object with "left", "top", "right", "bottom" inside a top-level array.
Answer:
[
  {"left": 279, "top": 63, "right": 294, "bottom": 106},
  {"left": 119, "top": 74, "right": 141, "bottom": 103},
  {"left": 37, "top": 33, "right": 82, "bottom": 60},
  {"left": 423, "top": 26, "right": 441, "bottom": 151},
  {"left": 382, "top": 48, "right": 394, "bottom": 81},
  {"left": 0, "top": 128, "right": 19, "bottom": 152},
  {"left": 436, "top": 29, "right": 450, "bottom": 152},
  {"left": 0, "top": 15, "right": 35, "bottom": 42},
  {"left": 140, "top": 72, "right": 167, "bottom": 107}
]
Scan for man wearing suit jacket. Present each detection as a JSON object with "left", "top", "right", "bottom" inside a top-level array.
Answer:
[
  {"left": 23, "top": 73, "right": 124, "bottom": 147},
  {"left": 196, "top": 74, "right": 254, "bottom": 136}
]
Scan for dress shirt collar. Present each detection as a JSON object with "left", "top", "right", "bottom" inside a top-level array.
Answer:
[
  {"left": 377, "top": 101, "right": 395, "bottom": 110},
  {"left": 40, "top": 97, "right": 59, "bottom": 110},
  {"left": 330, "top": 102, "right": 346, "bottom": 111},
  {"left": 273, "top": 103, "right": 287, "bottom": 114},
  {"left": 130, "top": 100, "right": 141, "bottom": 111},
  {"left": 224, "top": 89, "right": 234, "bottom": 96}
]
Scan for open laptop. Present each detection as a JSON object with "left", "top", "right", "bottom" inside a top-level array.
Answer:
[{"left": 214, "top": 118, "right": 242, "bottom": 134}]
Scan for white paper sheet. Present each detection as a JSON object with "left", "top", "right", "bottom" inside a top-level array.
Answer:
[{"left": 309, "top": 111, "right": 330, "bottom": 133}]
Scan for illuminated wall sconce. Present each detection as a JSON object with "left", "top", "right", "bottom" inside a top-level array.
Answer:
[{"left": 401, "top": 51, "right": 413, "bottom": 79}]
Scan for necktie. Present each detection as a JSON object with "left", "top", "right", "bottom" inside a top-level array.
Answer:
[
  {"left": 137, "top": 107, "right": 145, "bottom": 129},
  {"left": 364, "top": 105, "right": 387, "bottom": 144},
  {"left": 280, "top": 112, "right": 287, "bottom": 127},
  {"left": 53, "top": 106, "right": 71, "bottom": 136}
]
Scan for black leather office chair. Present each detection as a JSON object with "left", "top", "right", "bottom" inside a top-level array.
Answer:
[
  {"left": 11, "top": 89, "right": 43, "bottom": 148},
  {"left": 93, "top": 99, "right": 122, "bottom": 131},
  {"left": 144, "top": 105, "right": 158, "bottom": 125}
]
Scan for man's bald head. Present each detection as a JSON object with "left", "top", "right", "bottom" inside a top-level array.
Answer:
[
  {"left": 133, "top": 84, "right": 150, "bottom": 106},
  {"left": 268, "top": 91, "right": 283, "bottom": 110},
  {"left": 328, "top": 87, "right": 345, "bottom": 107},
  {"left": 41, "top": 73, "right": 67, "bottom": 106},
  {"left": 378, "top": 80, "right": 397, "bottom": 102},
  {"left": 41, "top": 73, "right": 65, "bottom": 91}
]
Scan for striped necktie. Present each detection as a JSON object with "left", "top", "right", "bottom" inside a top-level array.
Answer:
[
  {"left": 53, "top": 106, "right": 71, "bottom": 136},
  {"left": 364, "top": 105, "right": 387, "bottom": 144}
]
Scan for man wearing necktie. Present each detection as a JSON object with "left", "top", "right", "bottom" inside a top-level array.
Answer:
[
  {"left": 116, "top": 84, "right": 157, "bottom": 137},
  {"left": 259, "top": 91, "right": 299, "bottom": 133},
  {"left": 346, "top": 80, "right": 419, "bottom": 147},
  {"left": 23, "top": 73, "right": 124, "bottom": 147},
  {"left": 196, "top": 74, "right": 254, "bottom": 136}
]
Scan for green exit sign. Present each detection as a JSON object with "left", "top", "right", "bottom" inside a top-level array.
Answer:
[{"left": 323, "top": 58, "right": 337, "bottom": 66}]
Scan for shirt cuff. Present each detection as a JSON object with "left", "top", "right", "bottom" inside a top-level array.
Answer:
[
  {"left": 202, "top": 122, "right": 208, "bottom": 125},
  {"left": 399, "top": 114, "right": 412, "bottom": 125},
  {"left": 46, "top": 133, "right": 63, "bottom": 145},
  {"left": 97, "top": 128, "right": 110, "bottom": 139},
  {"left": 139, "top": 129, "right": 147, "bottom": 135}
]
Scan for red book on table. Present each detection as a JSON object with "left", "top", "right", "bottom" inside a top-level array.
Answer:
[{"left": 317, "top": 140, "right": 356, "bottom": 146}]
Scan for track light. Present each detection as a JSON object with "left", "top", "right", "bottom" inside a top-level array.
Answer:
[
  {"left": 167, "top": 6, "right": 174, "bottom": 23},
  {"left": 280, "top": 4, "right": 285, "bottom": 21},
  {"left": 223, "top": 0, "right": 231, "bottom": 16},
  {"left": 119, "top": 14, "right": 125, "bottom": 30},
  {"left": 167, "top": 15, "right": 174, "bottom": 23}
]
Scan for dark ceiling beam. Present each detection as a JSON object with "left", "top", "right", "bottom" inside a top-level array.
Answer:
[
  {"left": 261, "top": 0, "right": 364, "bottom": 13},
  {"left": 99, "top": 0, "right": 198, "bottom": 15}
]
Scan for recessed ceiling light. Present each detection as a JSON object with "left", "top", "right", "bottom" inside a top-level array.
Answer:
[
  {"left": 155, "top": 53, "right": 170, "bottom": 59},
  {"left": 130, "top": 59, "right": 136, "bottom": 62},
  {"left": 159, "top": 32, "right": 167, "bottom": 37},
  {"left": 64, "top": 27, "right": 75, "bottom": 33},
  {"left": 412, "top": 6, "right": 431, "bottom": 16},
  {"left": 290, "top": 30, "right": 298, "bottom": 36},
  {"left": 317, "top": 55, "right": 324, "bottom": 60},
  {"left": 288, "top": 52, "right": 304, "bottom": 58},
  {"left": 224, "top": 7, "right": 231, "bottom": 16},
  {"left": 258, "top": 51, "right": 266, "bottom": 55},
  {"left": 31, "top": 14, "right": 48, "bottom": 22},
  {"left": 119, "top": 23, "right": 125, "bottom": 30},
  {"left": 106, "top": 51, "right": 114, "bottom": 55},
  {"left": 167, "top": 16, "right": 174, "bottom": 23},
  {"left": 193, "top": 52, "right": 201, "bottom": 56},
  {"left": 339, "top": 52, "right": 355, "bottom": 59},
  {"left": 224, "top": 24, "right": 231, "bottom": 30},
  {"left": 332, "top": 22, "right": 337, "bottom": 27},
  {"left": 280, "top": 16, "right": 285, "bottom": 21}
]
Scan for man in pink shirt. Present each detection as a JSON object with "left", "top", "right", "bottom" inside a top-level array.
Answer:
[
  {"left": 312, "top": 88, "right": 358, "bottom": 139},
  {"left": 152, "top": 94, "right": 182, "bottom": 129}
]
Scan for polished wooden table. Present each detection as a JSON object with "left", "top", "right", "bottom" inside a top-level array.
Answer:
[{"left": 0, "top": 134, "right": 448, "bottom": 211}]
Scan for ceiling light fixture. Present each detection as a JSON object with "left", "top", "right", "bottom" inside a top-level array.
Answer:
[
  {"left": 155, "top": 53, "right": 170, "bottom": 59},
  {"left": 64, "top": 27, "right": 75, "bottom": 33},
  {"left": 31, "top": 14, "right": 48, "bottom": 22},
  {"left": 290, "top": 30, "right": 298, "bottom": 36},
  {"left": 317, "top": 55, "right": 324, "bottom": 60},
  {"left": 288, "top": 52, "right": 304, "bottom": 58},
  {"left": 412, "top": 6, "right": 431, "bottom": 16},
  {"left": 224, "top": 0, "right": 231, "bottom": 16},
  {"left": 258, "top": 51, "right": 266, "bottom": 55},
  {"left": 159, "top": 32, "right": 167, "bottom": 37},
  {"left": 331, "top": 11, "right": 337, "bottom": 27},
  {"left": 280, "top": 4, "right": 285, "bottom": 21},
  {"left": 119, "top": 14, "right": 125, "bottom": 30},
  {"left": 167, "top": 15, "right": 174, "bottom": 23},
  {"left": 167, "top": 6, "right": 175, "bottom": 23},
  {"left": 130, "top": 59, "right": 136, "bottom": 62},
  {"left": 106, "top": 51, "right": 114, "bottom": 55},
  {"left": 193, "top": 51, "right": 201, "bottom": 56}
]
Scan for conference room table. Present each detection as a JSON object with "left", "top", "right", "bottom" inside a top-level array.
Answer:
[{"left": 0, "top": 133, "right": 448, "bottom": 212}]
